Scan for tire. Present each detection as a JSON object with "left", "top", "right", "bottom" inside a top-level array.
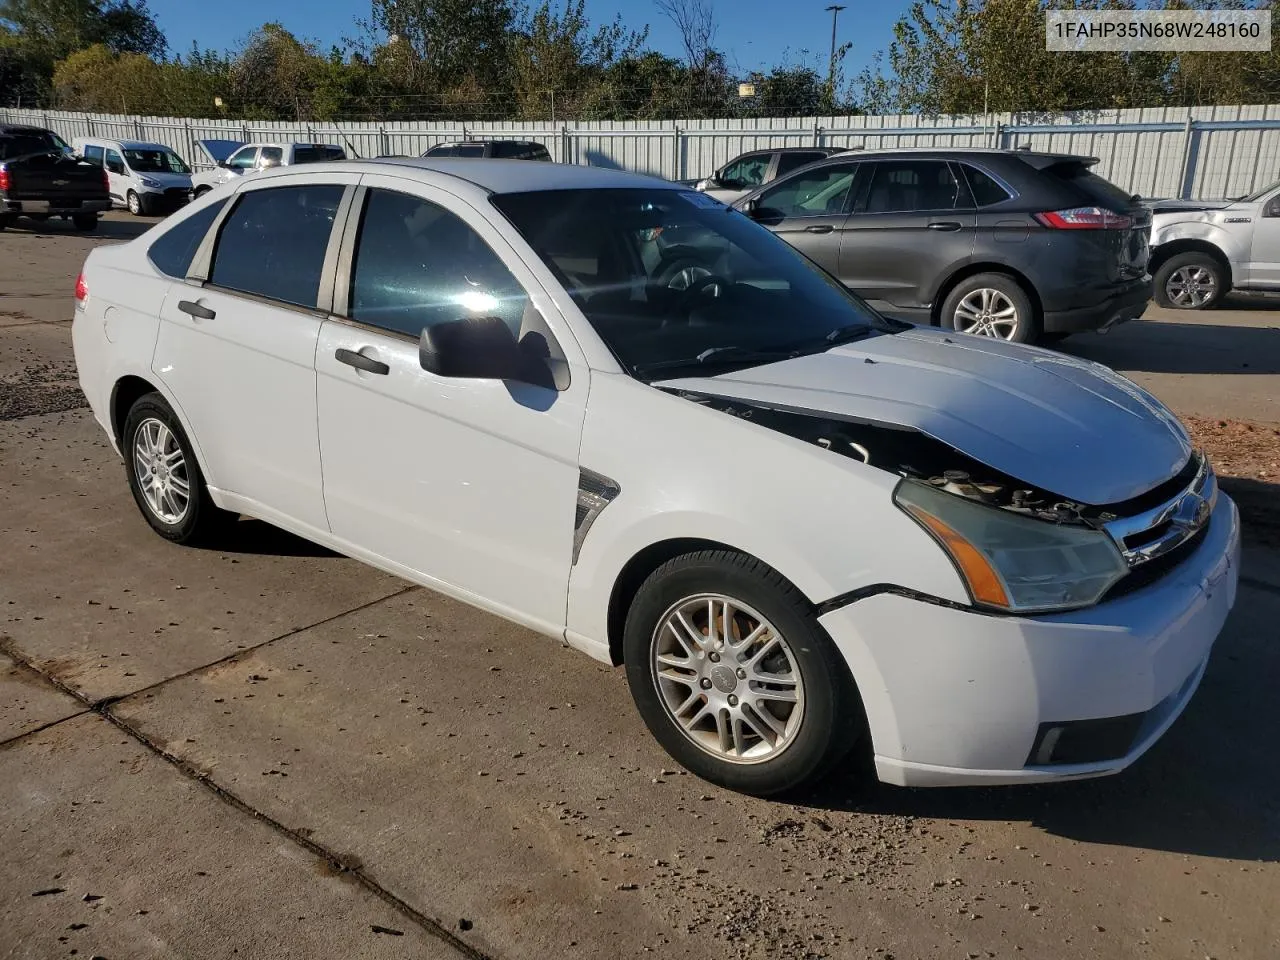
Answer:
[
  {"left": 122, "top": 392, "right": 235, "bottom": 544},
  {"left": 1153, "top": 251, "right": 1225, "bottom": 310},
  {"left": 940, "top": 273, "right": 1037, "bottom": 344},
  {"left": 126, "top": 190, "right": 143, "bottom": 216},
  {"left": 623, "top": 549, "right": 864, "bottom": 796},
  {"left": 72, "top": 213, "right": 98, "bottom": 232},
  {"left": 0, "top": 214, "right": 10, "bottom": 232}
]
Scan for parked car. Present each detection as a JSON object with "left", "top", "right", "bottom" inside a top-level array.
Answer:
[
  {"left": 72, "top": 138, "right": 193, "bottom": 216},
  {"left": 695, "top": 147, "right": 838, "bottom": 204},
  {"left": 190, "top": 142, "right": 346, "bottom": 196},
  {"left": 1146, "top": 183, "right": 1280, "bottom": 309},
  {"left": 421, "top": 140, "right": 552, "bottom": 160},
  {"left": 72, "top": 159, "right": 1238, "bottom": 795},
  {"left": 734, "top": 148, "right": 1152, "bottom": 344},
  {"left": 0, "top": 124, "right": 110, "bottom": 232}
]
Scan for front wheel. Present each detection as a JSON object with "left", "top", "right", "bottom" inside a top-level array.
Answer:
[
  {"left": 126, "top": 190, "right": 143, "bottom": 216},
  {"left": 122, "top": 392, "right": 235, "bottom": 544},
  {"left": 623, "top": 550, "right": 864, "bottom": 796},
  {"left": 940, "top": 273, "right": 1036, "bottom": 343},
  {"left": 1153, "top": 252, "right": 1224, "bottom": 310}
]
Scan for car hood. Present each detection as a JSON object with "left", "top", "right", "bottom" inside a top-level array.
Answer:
[
  {"left": 135, "top": 170, "right": 191, "bottom": 187},
  {"left": 195, "top": 138, "right": 245, "bottom": 164},
  {"left": 1145, "top": 198, "right": 1236, "bottom": 213},
  {"left": 654, "top": 327, "right": 1191, "bottom": 505}
]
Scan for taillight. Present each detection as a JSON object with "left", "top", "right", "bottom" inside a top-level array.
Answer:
[
  {"left": 74, "top": 271, "right": 88, "bottom": 307},
  {"left": 102, "top": 167, "right": 110, "bottom": 190},
  {"left": 1035, "top": 206, "right": 1133, "bottom": 230},
  {"left": 0, "top": 165, "right": 10, "bottom": 191}
]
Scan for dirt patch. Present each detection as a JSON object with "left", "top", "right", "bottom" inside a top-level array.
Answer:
[
  {"left": 0, "top": 356, "right": 86, "bottom": 420},
  {"left": 1185, "top": 416, "right": 1280, "bottom": 546}
]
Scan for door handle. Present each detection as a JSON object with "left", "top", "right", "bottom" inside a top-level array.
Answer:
[
  {"left": 177, "top": 300, "right": 215, "bottom": 320},
  {"left": 927, "top": 221, "right": 963, "bottom": 232},
  {"left": 803, "top": 224, "right": 834, "bottom": 234},
  {"left": 335, "top": 347, "right": 389, "bottom": 375}
]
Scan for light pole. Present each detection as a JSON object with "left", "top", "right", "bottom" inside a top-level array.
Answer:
[{"left": 824, "top": 4, "right": 846, "bottom": 102}]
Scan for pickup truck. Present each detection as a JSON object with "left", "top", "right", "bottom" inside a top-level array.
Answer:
[
  {"left": 190, "top": 140, "right": 347, "bottom": 196},
  {"left": 1147, "top": 180, "right": 1280, "bottom": 309},
  {"left": 0, "top": 124, "right": 111, "bottom": 232}
]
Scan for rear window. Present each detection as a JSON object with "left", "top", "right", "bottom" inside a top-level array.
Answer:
[
  {"left": 293, "top": 145, "right": 344, "bottom": 164},
  {"left": 0, "top": 134, "right": 58, "bottom": 160},
  {"left": 1046, "top": 162, "right": 1134, "bottom": 211},
  {"left": 148, "top": 199, "right": 228, "bottom": 278}
]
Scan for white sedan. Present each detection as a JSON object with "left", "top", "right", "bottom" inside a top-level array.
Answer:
[{"left": 72, "top": 159, "right": 1240, "bottom": 795}]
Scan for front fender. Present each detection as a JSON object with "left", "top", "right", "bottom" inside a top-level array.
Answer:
[{"left": 1150, "top": 218, "right": 1248, "bottom": 266}]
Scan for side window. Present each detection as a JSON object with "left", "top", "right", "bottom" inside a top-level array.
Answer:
[
  {"left": 104, "top": 149, "right": 125, "bottom": 175},
  {"left": 757, "top": 163, "right": 858, "bottom": 218},
  {"left": 454, "top": 144, "right": 485, "bottom": 158},
  {"left": 258, "top": 146, "right": 283, "bottom": 168},
  {"left": 348, "top": 188, "right": 529, "bottom": 339},
  {"left": 424, "top": 145, "right": 454, "bottom": 157},
  {"left": 147, "top": 199, "right": 229, "bottom": 278},
  {"left": 863, "top": 160, "right": 961, "bottom": 213},
  {"left": 529, "top": 144, "right": 552, "bottom": 161},
  {"left": 962, "top": 165, "right": 1013, "bottom": 206},
  {"left": 210, "top": 184, "right": 344, "bottom": 308},
  {"left": 720, "top": 153, "right": 769, "bottom": 188},
  {"left": 83, "top": 144, "right": 104, "bottom": 165},
  {"left": 491, "top": 141, "right": 519, "bottom": 159},
  {"left": 226, "top": 147, "right": 257, "bottom": 170},
  {"left": 774, "top": 151, "right": 827, "bottom": 177}
]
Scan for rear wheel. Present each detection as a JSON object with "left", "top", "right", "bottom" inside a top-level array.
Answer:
[
  {"left": 1153, "top": 252, "right": 1224, "bottom": 310},
  {"left": 623, "top": 550, "right": 864, "bottom": 796},
  {"left": 940, "top": 273, "right": 1036, "bottom": 343},
  {"left": 71, "top": 213, "right": 98, "bottom": 231},
  {"left": 122, "top": 392, "right": 235, "bottom": 544}
]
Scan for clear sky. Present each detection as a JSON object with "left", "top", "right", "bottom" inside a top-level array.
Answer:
[{"left": 146, "top": 0, "right": 904, "bottom": 79}]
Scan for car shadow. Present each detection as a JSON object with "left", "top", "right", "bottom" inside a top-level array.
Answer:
[
  {"left": 1063, "top": 319, "right": 1280, "bottom": 375},
  {"left": 195, "top": 516, "right": 340, "bottom": 558},
  {"left": 2, "top": 217, "right": 160, "bottom": 241}
]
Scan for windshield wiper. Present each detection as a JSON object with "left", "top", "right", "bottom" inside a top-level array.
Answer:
[
  {"left": 634, "top": 344, "right": 799, "bottom": 378},
  {"left": 823, "top": 324, "right": 875, "bottom": 346}
]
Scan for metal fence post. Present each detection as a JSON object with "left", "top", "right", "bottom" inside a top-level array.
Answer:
[
  {"left": 86, "top": 114, "right": 94, "bottom": 136},
  {"left": 380, "top": 126, "right": 389, "bottom": 157},
  {"left": 561, "top": 123, "right": 571, "bottom": 165},
  {"left": 1178, "top": 115, "right": 1196, "bottom": 199},
  {"left": 135, "top": 117, "right": 144, "bottom": 140},
  {"left": 993, "top": 121, "right": 1004, "bottom": 150},
  {"left": 673, "top": 127, "right": 682, "bottom": 180},
  {"left": 814, "top": 121, "right": 822, "bottom": 148}
]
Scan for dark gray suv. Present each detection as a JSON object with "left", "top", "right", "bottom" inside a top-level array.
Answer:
[{"left": 735, "top": 148, "right": 1152, "bottom": 343}]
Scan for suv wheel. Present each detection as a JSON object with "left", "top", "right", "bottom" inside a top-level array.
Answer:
[
  {"left": 623, "top": 550, "right": 863, "bottom": 796},
  {"left": 940, "top": 274, "right": 1035, "bottom": 343},
  {"left": 1154, "top": 252, "right": 1223, "bottom": 310},
  {"left": 123, "top": 392, "right": 234, "bottom": 544}
]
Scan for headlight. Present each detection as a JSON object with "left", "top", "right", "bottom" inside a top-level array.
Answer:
[
  {"left": 140, "top": 178, "right": 160, "bottom": 188},
  {"left": 895, "top": 479, "right": 1127, "bottom": 614}
]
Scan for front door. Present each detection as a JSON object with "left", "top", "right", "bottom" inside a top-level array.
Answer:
[
  {"left": 750, "top": 161, "right": 861, "bottom": 278},
  {"left": 838, "top": 158, "right": 977, "bottom": 316},
  {"left": 152, "top": 174, "right": 357, "bottom": 532},
  {"left": 315, "top": 174, "right": 588, "bottom": 633},
  {"left": 1248, "top": 190, "right": 1280, "bottom": 288}
]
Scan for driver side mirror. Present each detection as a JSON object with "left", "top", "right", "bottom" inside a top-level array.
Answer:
[
  {"left": 419, "top": 316, "right": 563, "bottom": 390},
  {"left": 216, "top": 160, "right": 229, "bottom": 169}
]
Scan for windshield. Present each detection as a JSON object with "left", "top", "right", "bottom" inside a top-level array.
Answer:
[
  {"left": 1243, "top": 179, "right": 1280, "bottom": 203},
  {"left": 490, "top": 188, "right": 898, "bottom": 379},
  {"left": 124, "top": 148, "right": 190, "bottom": 174}
]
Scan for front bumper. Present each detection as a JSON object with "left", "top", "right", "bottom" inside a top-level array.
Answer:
[
  {"left": 818, "top": 494, "right": 1240, "bottom": 787},
  {"left": 1042, "top": 278, "right": 1152, "bottom": 333}
]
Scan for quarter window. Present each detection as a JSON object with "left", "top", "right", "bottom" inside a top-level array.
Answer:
[
  {"left": 148, "top": 199, "right": 228, "bottom": 278},
  {"left": 864, "top": 160, "right": 961, "bottom": 213},
  {"left": 348, "top": 188, "right": 529, "bottom": 338},
  {"left": 209, "top": 184, "right": 344, "bottom": 308},
  {"left": 774, "top": 151, "right": 828, "bottom": 177},
  {"left": 82, "top": 144, "right": 104, "bottom": 165},
  {"left": 719, "top": 154, "right": 769, "bottom": 188},
  {"left": 962, "top": 165, "right": 1013, "bottom": 206},
  {"left": 258, "top": 146, "right": 283, "bottom": 167},
  {"left": 104, "top": 149, "right": 125, "bottom": 175},
  {"left": 756, "top": 163, "right": 858, "bottom": 218}
]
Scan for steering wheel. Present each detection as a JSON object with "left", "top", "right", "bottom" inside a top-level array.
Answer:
[{"left": 673, "top": 273, "right": 728, "bottom": 310}]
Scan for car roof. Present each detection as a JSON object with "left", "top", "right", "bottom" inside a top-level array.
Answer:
[
  {"left": 430, "top": 140, "right": 542, "bottom": 147},
  {"left": 827, "top": 146, "right": 1098, "bottom": 167},
  {"left": 0, "top": 124, "right": 54, "bottom": 136},
  {"left": 357, "top": 157, "right": 678, "bottom": 194}
]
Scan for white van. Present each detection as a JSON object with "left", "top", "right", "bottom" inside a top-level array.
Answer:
[{"left": 71, "top": 138, "right": 193, "bottom": 216}]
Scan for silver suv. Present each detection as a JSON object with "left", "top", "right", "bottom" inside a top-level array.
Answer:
[{"left": 1147, "top": 180, "right": 1280, "bottom": 309}]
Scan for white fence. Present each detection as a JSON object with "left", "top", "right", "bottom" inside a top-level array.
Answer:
[{"left": 4, "top": 104, "right": 1280, "bottom": 200}]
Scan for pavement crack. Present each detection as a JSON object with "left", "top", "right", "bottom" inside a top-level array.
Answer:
[
  {"left": 1240, "top": 575, "right": 1280, "bottom": 597},
  {"left": 0, "top": 710, "right": 92, "bottom": 750}
]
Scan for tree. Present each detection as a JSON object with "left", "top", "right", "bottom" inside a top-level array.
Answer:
[
  {"left": 52, "top": 40, "right": 164, "bottom": 112},
  {"left": 228, "top": 23, "right": 326, "bottom": 119},
  {"left": 0, "top": 0, "right": 164, "bottom": 59}
]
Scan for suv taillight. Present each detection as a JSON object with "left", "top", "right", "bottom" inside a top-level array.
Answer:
[
  {"left": 74, "top": 271, "right": 88, "bottom": 307},
  {"left": 102, "top": 167, "right": 110, "bottom": 190},
  {"left": 0, "top": 165, "right": 10, "bottom": 191},
  {"left": 1035, "top": 206, "right": 1133, "bottom": 230}
]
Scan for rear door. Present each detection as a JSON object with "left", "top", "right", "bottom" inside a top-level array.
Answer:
[
  {"left": 749, "top": 160, "right": 861, "bottom": 278},
  {"left": 104, "top": 147, "right": 129, "bottom": 206},
  {"left": 839, "top": 158, "right": 977, "bottom": 314},
  {"left": 152, "top": 173, "right": 358, "bottom": 532}
]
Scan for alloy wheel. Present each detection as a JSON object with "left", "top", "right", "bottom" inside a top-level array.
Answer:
[
  {"left": 1165, "top": 265, "right": 1217, "bottom": 308},
  {"left": 133, "top": 417, "right": 190, "bottom": 524},
  {"left": 953, "top": 288, "right": 1019, "bottom": 339},
  {"left": 650, "top": 593, "right": 804, "bottom": 764}
]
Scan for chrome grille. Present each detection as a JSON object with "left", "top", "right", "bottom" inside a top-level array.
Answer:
[{"left": 1104, "top": 455, "right": 1216, "bottom": 569}]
